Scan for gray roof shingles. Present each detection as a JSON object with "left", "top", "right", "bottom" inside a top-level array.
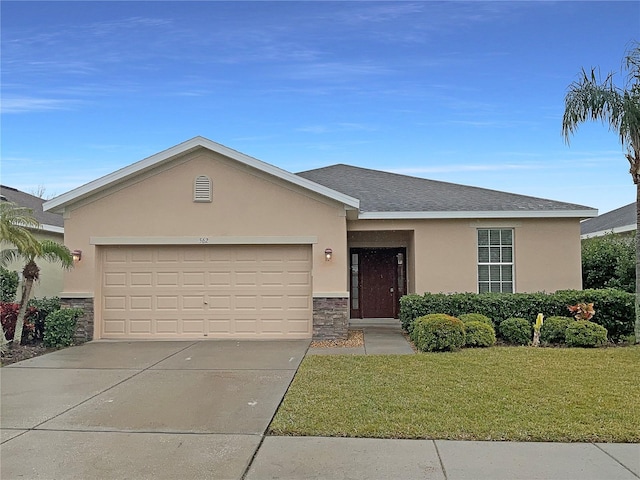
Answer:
[
  {"left": 296, "top": 164, "right": 593, "bottom": 213},
  {"left": 580, "top": 202, "right": 636, "bottom": 235},
  {"left": 0, "top": 185, "right": 64, "bottom": 228}
]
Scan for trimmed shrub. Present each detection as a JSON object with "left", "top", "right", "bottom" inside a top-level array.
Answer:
[
  {"left": 410, "top": 314, "right": 465, "bottom": 352},
  {"left": 43, "top": 308, "right": 83, "bottom": 348},
  {"left": 459, "top": 313, "right": 493, "bottom": 327},
  {"left": 499, "top": 318, "right": 532, "bottom": 345},
  {"left": 464, "top": 320, "right": 496, "bottom": 348},
  {"left": 399, "top": 289, "right": 632, "bottom": 341},
  {"left": 565, "top": 320, "right": 608, "bottom": 348},
  {"left": 28, "top": 297, "right": 61, "bottom": 340},
  {"left": 0, "top": 267, "right": 19, "bottom": 302},
  {"left": 540, "top": 316, "right": 572, "bottom": 345}
]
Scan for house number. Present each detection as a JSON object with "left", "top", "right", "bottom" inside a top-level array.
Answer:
[{"left": 199, "top": 237, "right": 209, "bottom": 244}]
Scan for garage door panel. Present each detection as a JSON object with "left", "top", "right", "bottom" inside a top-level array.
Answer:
[
  {"left": 235, "top": 271, "right": 258, "bottom": 286},
  {"left": 130, "top": 250, "right": 153, "bottom": 263},
  {"left": 183, "top": 272, "right": 206, "bottom": 286},
  {"left": 130, "top": 296, "right": 153, "bottom": 310},
  {"left": 156, "top": 296, "right": 179, "bottom": 310},
  {"left": 157, "top": 272, "right": 179, "bottom": 286},
  {"left": 104, "top": 272, "right": 126, "bottom": 286},
  {"left": 104, "top": 319, "right": 126, "bottom": 334},
  {"left": 209, "top": 271, "right": 231, "bottom": 286},
  {"left": 288, "top": 319, "right": 312, "bottom": 333},
  {"left": 130, "top": 319, "right": 153, "bottom": 334},
  {"left": 101, "top": 245, "right": 312, "bottom": 339},
  {"left": 182, "top": 295, "right": 205, "bottom": 310}
]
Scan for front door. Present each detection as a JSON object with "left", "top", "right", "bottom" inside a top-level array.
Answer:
[{"left": 350, "top": 248, "right": 406, "bottom": 319}]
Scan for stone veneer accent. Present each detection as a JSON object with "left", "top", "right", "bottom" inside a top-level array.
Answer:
[
  {"left": 60, "top": 297, "right": 94, "bottom": 344},
  {"left": 312, "top": 297, "right": 349, "bottom": 340}
]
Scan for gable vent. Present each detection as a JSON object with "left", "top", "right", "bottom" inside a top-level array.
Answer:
[{"left": 194, "top": 175, "right": 212, "bottom": 202}]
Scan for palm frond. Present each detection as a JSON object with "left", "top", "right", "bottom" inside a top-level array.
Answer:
[
  {"left": 562, "top": 68, "right": 626, "bottom": 145},
  {"left": 0, "top": 202, "right": 40, "bottom": 253},
  {"left": 0, "top": 248, "right": 21, "bottom": 267},
  {"left": 38, "top": 240, "right": 74, "bottom": 269}
]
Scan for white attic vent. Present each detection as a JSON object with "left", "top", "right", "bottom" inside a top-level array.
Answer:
[{"left": 194, "top": 175, "right": 212, "bottom": 202}]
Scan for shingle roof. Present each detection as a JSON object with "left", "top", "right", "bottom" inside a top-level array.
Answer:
[
  {"left": 580, "top": 202, "right": 636, "bottom": 237},
  {"left": 0, "top": 185, "right": 64, "bottom": 229},
  {"left": 296, "top": 164, "right": 594, "bottom": 217}
]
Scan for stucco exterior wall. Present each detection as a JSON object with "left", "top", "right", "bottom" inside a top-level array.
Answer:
[
  {"left": 61, "top": 148, "right": 348, "bottom": 298},
  {"left": 348, "top": 217, "right": 583, "bottom": 294},
  {"left": 3, "top": 230, "right": 66, "bottom": 300}
]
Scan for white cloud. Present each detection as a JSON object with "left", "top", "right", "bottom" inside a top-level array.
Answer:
[{"left": 1, "top": 96, "right": 78, "bottom": 114}]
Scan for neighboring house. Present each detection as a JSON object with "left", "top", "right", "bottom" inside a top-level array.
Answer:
[
  {"left": 0, "top": 185, "right": 65, "bottom": 299},
  {"left": 43, "top": 137, "right": 597, "bottom": 341},
  {"left": 580, "top": 202, "right": 636, "bottom": 239}
]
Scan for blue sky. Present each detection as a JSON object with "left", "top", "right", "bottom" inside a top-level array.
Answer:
[{"left": 2, "top": 1, "right": 638, "bottom": 214}]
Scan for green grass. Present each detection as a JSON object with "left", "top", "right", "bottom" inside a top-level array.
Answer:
[{"left": 270, "top": 346, "right": 640, "bottom": 442}]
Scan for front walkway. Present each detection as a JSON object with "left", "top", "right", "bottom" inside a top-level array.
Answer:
[{"left": 308, "top": 322, "right": 414, "bottom": 355}]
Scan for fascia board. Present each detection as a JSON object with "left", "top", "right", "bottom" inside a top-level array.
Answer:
[
  {"left": 581, "top": 224, "right": 637, "bottom": 239},
  {"left": 357, "top": 209, "right": 599, "bottom": 220},
  {"left": 39, "top": 224, "right": 64, "bottom": 234},
  {"left": 44, "top": 136, "right": 360, "bottom": 213}
]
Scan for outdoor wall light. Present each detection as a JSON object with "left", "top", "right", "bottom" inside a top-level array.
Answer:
[
  {"left": 72, "top": 250, "right": 82, "bottom": 262},
  {"left": 324, "top": 248, "right": 333, "bottom": 261}
]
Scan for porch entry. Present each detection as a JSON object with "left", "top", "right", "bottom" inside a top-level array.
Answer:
[{"left": 350, "top": 248, "right": 407, "bottom": 319}]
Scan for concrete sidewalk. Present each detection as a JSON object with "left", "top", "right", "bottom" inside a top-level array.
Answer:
[
  {"left": 246, "top": 436, "right": 640, "bottom": 480},
  {"left": 308, "top": 322, "right": 414, "bottom": 355}
]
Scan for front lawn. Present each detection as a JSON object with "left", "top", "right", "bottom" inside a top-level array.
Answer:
[{"left": 269, "top": 346, "right": 640, "bottom": 442}]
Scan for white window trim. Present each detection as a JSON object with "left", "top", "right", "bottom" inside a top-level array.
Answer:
[{"left": 477, "top": 228, "right": 515, "bottom": 294}]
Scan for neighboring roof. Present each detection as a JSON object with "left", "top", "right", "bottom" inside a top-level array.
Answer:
[
  {"left": 580, "top": 202, "right": 636, "bottom": 238},
  {"left": 0, "top": 185, "right": 64, "bottom": 233},
  {"left": 44, "top": 137, "right": 360, "bottom": 214},
  {"left": 297, "top": 164, "right": 597, "bottom": 219}
]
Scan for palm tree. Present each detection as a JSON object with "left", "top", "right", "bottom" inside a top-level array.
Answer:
[
  {"left": 1, "top": 202, "right": 73, "bottom": 344},
  {"left": 0, "top": 202, "right": 39, "bottom": 260},
  {"left": 562, "top": 42, "right": 640, "bottom": 342}
]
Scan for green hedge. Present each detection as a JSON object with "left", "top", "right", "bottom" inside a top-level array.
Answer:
[
  {"left": 410, "top": 314, "right": 465, "bottom": 352},
  {"left": 399, "top": 289, "right": 633, "bottom": 342}
]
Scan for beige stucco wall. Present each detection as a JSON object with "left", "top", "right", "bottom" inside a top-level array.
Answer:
[
  {"left": 3, "top": 230, "right": 66, "bottom": 301},
  {"left": 61, "top": 148, "right": 348, "bottom": 298},
  {"left": 348, "top": 217, "right": 583, "bottom": 294}
]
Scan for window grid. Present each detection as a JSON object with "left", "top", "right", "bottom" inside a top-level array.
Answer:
[{"left": 478, "top": 229, "right": 513, "bottom": 293}]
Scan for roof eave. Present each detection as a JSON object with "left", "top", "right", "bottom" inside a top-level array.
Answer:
[
  {"left": 581, "top": 224, "right": 637, "bottom": 239},
  {"left": 43, "top": 137, "right": 360, "bottom": 213},
  {"left": 39, "top": 224, "right": 64, "bottom": 234},
  {"left": 357, "top": 209, "right": 599, "bottom": 220}
]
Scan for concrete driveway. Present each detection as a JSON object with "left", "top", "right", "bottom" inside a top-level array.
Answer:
[{"left": 1, "top": 340, "right": 310, "bottom": 479}]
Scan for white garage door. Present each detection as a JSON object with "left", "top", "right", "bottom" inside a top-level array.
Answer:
[{"left": 100, "top": 245, "right": 312, "bottom": 339}]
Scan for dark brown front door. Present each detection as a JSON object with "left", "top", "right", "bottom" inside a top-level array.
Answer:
[{"left": 351, "top": 248, "right": 406, "bottom": 319}]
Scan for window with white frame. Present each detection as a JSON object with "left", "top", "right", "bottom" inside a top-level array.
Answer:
[{"left": 477, "top": 229, "right": 513, "bottom": 293}]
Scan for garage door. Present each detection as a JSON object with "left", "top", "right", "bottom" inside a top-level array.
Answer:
[{"left": 100, "top": 245, "right": 312, "bottom": 339}]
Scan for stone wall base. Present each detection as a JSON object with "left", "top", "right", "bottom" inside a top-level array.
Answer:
[
  {"left": 60, "top": 297, "right": 94, "bottom": 344},
  {"left": 312, "top": 297, "right": 349, "bottom": 340}
]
